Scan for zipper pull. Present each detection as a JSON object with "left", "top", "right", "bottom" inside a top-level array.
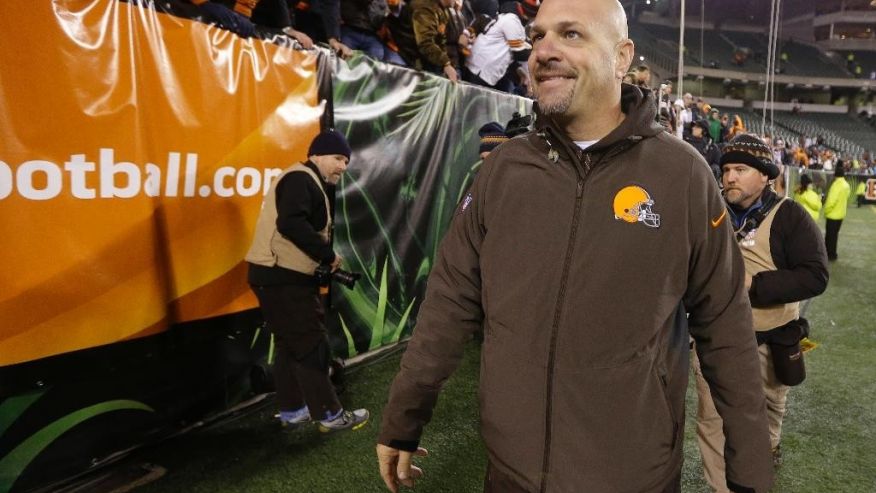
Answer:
[{"left": 576, "top": 179, "right": 584, "bottom": 198}]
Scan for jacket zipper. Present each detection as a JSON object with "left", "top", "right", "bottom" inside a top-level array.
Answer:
[{"left": 540, "top": 149, "right": 590, "bottom": 493}]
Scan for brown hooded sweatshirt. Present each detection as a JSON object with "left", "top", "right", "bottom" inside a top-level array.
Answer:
[{"left": 378, "top": 85, "right": 774, "bottom": 493}]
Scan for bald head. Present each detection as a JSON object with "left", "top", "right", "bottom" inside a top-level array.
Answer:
[
  {"left": 537, "top": 0, "right": 628, "bottom": 40},
  {"left": 606, "top": 0, "right": 629, "bottom": 40},
  {"left": 528, "top": 0, "right": 635, "bottom": 138}
]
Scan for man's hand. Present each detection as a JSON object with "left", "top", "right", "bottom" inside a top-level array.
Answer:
[
  {"left": 377, "top": 444, "right": 428, "bottom": 492},
  {"left": 283, "top": 27, "right": 314, "bottom": 49},
  {"left": 443, "top": 64, "right": 459, "bottom": 83},
  {"left": 329, "top": 38, "right": 354, "bottom": 59}
]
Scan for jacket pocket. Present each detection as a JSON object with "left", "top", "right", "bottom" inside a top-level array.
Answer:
[{"left": 654, "top": 367, "right": 680, "bottom": 450}]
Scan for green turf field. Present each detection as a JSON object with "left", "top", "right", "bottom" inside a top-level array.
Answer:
[{"left": 135, "top": 205, "right": 876, "bottom": 493}]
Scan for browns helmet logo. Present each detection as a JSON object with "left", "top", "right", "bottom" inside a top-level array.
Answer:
[{"left": 613, "top": 185, "right": 660, "bottom": 228}]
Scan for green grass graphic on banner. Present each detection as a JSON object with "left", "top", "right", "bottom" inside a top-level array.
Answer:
[{"left": 0, "top": 400, "right": 153, "bottom": 493}]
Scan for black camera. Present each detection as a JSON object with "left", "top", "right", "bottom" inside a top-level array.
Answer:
[
  {"left": 505, "top": 112, "right": 533, "bottom": 137},
  {"left": 314, "top": 265, "right": 361, "bottom": 289}
]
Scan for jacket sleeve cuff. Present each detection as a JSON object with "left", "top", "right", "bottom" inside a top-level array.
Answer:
[{"left": 385, "top": 439, "right": 420, "bottom": 453}]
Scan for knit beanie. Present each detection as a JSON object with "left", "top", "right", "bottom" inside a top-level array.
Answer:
[
  {"left": 478, "top": 122, "right": 508, "bottom": 154},
  {"left": 719, "top": 133, "right": 780, "bottom": 179},
  {"left": 308, "top": 129, "right": 352, "bottom": 159}
]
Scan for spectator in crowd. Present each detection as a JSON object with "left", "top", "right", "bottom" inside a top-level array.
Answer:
[
  {"left": 696, "top": 134, "right": 828, "bottom": 491},
  {"left": 794, "top": 174, "right": 821, "bottom": 221},
  {"left": 633, "top": 64, "right": 651, "bottom": 89},
  {"left": 824, "top": 163, "right": 851, "bottom": 261},
  {"left": 791, "top": 145, "right": 810, "bottom": 168},
  {"left": 444, "top": 0, "right": 474, "bottom": 73},
  {"left": 340, "top": 0, "right": 406, "bottom": 64},
  {"left": 685, "top": 119, "right": 722, "bottom": 182},
  {"left": 693, "top": 98, "right": 707, "bottom": 120},
  {"left": 477, "top": 121, "right": 509, "bottom": 159},
  {"left": 821, "top": 150, "right": 836, "bottom": 172},
  {"left": 673, "top": 98, "right": 689, "bottom": 139},
  {"left": 855, "top": 179, "right": 867, "bottom": 207},
  {"left": 289, "top": 0, "right": 355, "bottom": 57},
  {"left": 657, "top": 81, "right": 676, "bottom": 132},
  {"left": 622, "top": 71, "right": 635, "bottom": 84},
  {"left": 861, "top": 150, "right": 873, "bottom": 171},
  {"left": 676, "top": 92, "right": 694, "bottom": 134},
  {"left": 707, "top": 108, "right": 722, "bottom": 143},
  {"left": 719, "top": 113, "right": 731, "bottom": 143},
  {"left": 191, "top": 0, "right": 321, "bottom": 48},
  {"left": 245, "top": 130, "right": 370, "bottom": 433},
  {"left": 376, "top": 1, "right": 774, "bottom": 492},
  {"left": 772, "top": 138, "right": 792, "bottom": 166},
  {"left": 464, "top": 0, "right": 535, "bottom": 93},
  {"left": 727, "top": 115, "right": 746, "bottom": 140},
  {"left": 386, "top": 0, "right": 422, "bottom": 67},
  {"left": 412, "top": 0, "right": 459, "bottom": 81}
]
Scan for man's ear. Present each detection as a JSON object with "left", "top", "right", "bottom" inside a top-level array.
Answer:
[{"left": 615, "top": 39, "right": 635, "bottom": 80}]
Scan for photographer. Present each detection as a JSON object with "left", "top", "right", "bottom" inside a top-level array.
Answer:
[
  {"left": 245, "top": 130, "right": 369, "bottom": 433},
  {"left": 694, "top": 134, "right": 828, "bottom": 491}
]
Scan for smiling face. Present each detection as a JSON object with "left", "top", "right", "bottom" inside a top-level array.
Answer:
[
  {"left": 310, "top": 154, "right": 349, "bottom": 185},
  {"left": 528, "top": 0, "right": 633, "bottom": 122}
]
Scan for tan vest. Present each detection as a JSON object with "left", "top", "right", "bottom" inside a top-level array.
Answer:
[
  {"left": 245, "top": 164, "right": 331, "bottom": 275},
  {"left": 736, "top": 198, "right": 799, "bottom": 331}
]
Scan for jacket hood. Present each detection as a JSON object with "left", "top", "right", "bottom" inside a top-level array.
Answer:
[{"left": 534, "top": 83, "right": 664, "bottom": 153}]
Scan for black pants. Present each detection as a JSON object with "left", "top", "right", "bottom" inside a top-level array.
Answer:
[
  {"left": 482, "top": 462, "right": 681, "bottom": 493},
  {"left": 251, "top": 283, "right": 341, "bottom": 420},
  {"left": 825, "top": 218, "right": 843, "bottom": 260}
]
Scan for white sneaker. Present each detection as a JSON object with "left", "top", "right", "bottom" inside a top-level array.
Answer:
[{"left": 317, "top": 408, "right": 369, "bottom": 433}]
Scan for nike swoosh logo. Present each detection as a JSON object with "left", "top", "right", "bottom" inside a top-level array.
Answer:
[{"left": 711, "top": 209, "right": 727, "bottom": 228}]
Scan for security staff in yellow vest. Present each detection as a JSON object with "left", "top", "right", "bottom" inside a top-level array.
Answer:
[
  {"left": 245, "top": 129, "right": 369, "bottom": 433},
  {"left": 823, "top": 164, "right": 851, "bottom": 261},
  {"left": 694, "top": 134, "right": 828, "bottom": 493}
]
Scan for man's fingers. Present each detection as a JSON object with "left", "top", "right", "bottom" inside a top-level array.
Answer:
[
  {"left": 376, "top": 446, "right": 399, "bottom": 493},
  {"left": 381, "top": 471, "right": 398, "bottom": 493},
  {"left": 378, "top": 445, "right": 426, "bottom": 490},
  {"left": 396, "top": 450, "right": 413, "bottom": 480}
]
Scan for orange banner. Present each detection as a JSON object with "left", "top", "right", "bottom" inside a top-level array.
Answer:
[{"left": 0, "top": 0, "right": 322, "bottom": 366}]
